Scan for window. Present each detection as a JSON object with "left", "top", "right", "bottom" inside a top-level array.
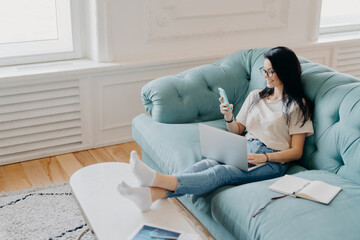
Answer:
[
  {"left": 320, "top": 0, "right": 360, "bottom": 34},
  {"left": 0, "top": 0, "right": 82, "bottom": 66}
]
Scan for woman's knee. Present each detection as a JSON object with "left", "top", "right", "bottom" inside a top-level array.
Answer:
[
  {"left": 210, "top": 165, "right": 241, "bottom": 183},
  {"left": 197, "top": 159, "right": 219, "bottom": 168},
  {"left": 178, "top": 159, "right": 220, "bottom": 174}
]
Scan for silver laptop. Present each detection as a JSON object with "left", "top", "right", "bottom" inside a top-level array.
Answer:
[{"left": 199, "top": 123, "right": 264, "bottom": 171}]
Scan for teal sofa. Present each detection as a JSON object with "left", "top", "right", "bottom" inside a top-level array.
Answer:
[{"left": 132, "top": 47, "right": 360, "bottom": 240}]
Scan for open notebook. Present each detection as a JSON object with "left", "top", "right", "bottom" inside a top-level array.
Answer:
[{"left": 268, "top": 174, "right": 342, "bottom": 204}]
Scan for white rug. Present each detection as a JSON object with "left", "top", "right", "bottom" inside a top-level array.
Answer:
[{"left": 0, "top": 182, "right": 94, "bottom": 240}]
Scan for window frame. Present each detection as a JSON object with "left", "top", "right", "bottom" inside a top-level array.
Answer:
[
  {"left": 0, "top": 0, "right": 83, "bottom": 67},
  {"left": 320, "top": 22, "right": 360, "bottom": 35}
]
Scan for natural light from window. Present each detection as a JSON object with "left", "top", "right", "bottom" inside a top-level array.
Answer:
[
  {"left": 0, "top": 1, "right": 58, "bottom": 44},
  {"left": 0, "top": 0, "right": 79, "bottom": 66},
  {"left": 320, "top": 0, "right": 360, "bottom": 33}
]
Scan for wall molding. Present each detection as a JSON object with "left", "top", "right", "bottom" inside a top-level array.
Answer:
[
  {"left": 146, "top": 0, "right": 290, "bottom": 40},
  {"left": 98, "top": 78, "right": 152, "bottom": 131},
  {"left": 102, "top": 123, "right": 132, "bottom": 131}
]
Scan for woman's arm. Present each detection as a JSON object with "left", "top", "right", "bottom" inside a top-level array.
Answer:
[
  {"left": 226, "top": 119, "right": 246, "bottom": 135},
  {"left": 219, "top": 97, "right": 246, "bottom": 135},
  {"left": 249, "top": 133, "right": 306, "bottom": 164}
]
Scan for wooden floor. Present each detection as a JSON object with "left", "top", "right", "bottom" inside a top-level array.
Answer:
[{"left": 0, "top": 141, "right": 142, "bottom": 193}]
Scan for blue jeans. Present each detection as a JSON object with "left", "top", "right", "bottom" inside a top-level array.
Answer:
[{"left": 166, "top": 139, "right": 288, "bottom": 198}]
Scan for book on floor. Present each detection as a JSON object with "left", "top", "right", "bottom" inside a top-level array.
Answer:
[{"left": 268, "top": 174, "right": 342, "bottom": 204}]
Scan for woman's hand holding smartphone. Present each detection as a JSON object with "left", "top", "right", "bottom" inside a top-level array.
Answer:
[{"left": 218, "top": 88, "right": 233, "bottom": 121}]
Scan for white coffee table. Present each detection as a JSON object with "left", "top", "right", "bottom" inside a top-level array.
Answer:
[{"left": 70, "top": 162, "right": 204, "bottom": 240}]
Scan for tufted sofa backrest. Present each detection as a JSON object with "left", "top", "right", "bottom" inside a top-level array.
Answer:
[
  {"left": 299, "top": 58, "right": 360, "bottom": 184},
  {"left": 141, "top": 47, "right": 360, "bottom": 184},
  {"left": 142, "top": 48, "right": 270, "bottom": 123}
]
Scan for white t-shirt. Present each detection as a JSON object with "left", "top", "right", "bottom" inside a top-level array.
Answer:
[{"left": 236, "top": 89, "right": 314, "bottom": 150}]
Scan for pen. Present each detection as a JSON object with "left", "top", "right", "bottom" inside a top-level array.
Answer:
[
  {"left": 150, "top": 235, "right": 178, "bottom": 239},
  {"left": 292, "top": 182, "right": 310, "bottom": 196}
]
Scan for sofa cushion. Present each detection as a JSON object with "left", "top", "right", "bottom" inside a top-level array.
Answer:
[
  {"left": 211, "top": 170, "right": 360, "bottom": 240},
  {"left": 132, "top": 114, "right": 225, "bottom": 175},
  {"left": 133, "top": 113, "right": 237, "bottom": 222}
]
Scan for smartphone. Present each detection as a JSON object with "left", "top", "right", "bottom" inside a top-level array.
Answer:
[{"left": 218, "top": 87, "right": 232, "bottom": 113}]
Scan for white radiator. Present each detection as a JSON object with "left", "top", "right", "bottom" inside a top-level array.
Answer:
[
  {"left": 0, "top": 78, "right": 83, "bottom": 164},
  {"left": 335, "top": 44, "right": 360, "bottom": 78}
]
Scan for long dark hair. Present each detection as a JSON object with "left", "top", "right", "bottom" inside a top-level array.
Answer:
[{"left": 255, "top": 46, "right": 313, "bottom": 126}]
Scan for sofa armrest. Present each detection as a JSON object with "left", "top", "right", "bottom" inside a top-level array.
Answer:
[
  {"left": 141, "top": 68, "right": 226, "bottom": 123},
  {"left": 141, "top": 48, "right": 270, "bottom": 123}
]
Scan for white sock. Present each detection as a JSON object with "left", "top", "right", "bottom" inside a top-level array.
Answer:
[
  {"left": 130, "top": 150, "right": 156, "bottom": 187},
  {"left": 117, "top": 181, "right": 152, "bottom": 212}
]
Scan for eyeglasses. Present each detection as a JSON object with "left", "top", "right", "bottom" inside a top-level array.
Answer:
[{"left": 259, "top": 67, "right": 275, "bottom": 78}]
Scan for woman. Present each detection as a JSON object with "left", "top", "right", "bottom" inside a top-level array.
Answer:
[{"left": 118, "top": 46, "right": 314, "bottom": 212}]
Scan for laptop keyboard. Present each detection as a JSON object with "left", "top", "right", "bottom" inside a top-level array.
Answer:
[{"left": 248, "top": 162, "right": 256, "bottom": 168}]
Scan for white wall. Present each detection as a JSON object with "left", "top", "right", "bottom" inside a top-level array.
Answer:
[
  {"left": 2, "top": 0, "right": 360, "bottom": 164},
  {"left": 107, "top": 0, "right": 320, "bottom": 62}
]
